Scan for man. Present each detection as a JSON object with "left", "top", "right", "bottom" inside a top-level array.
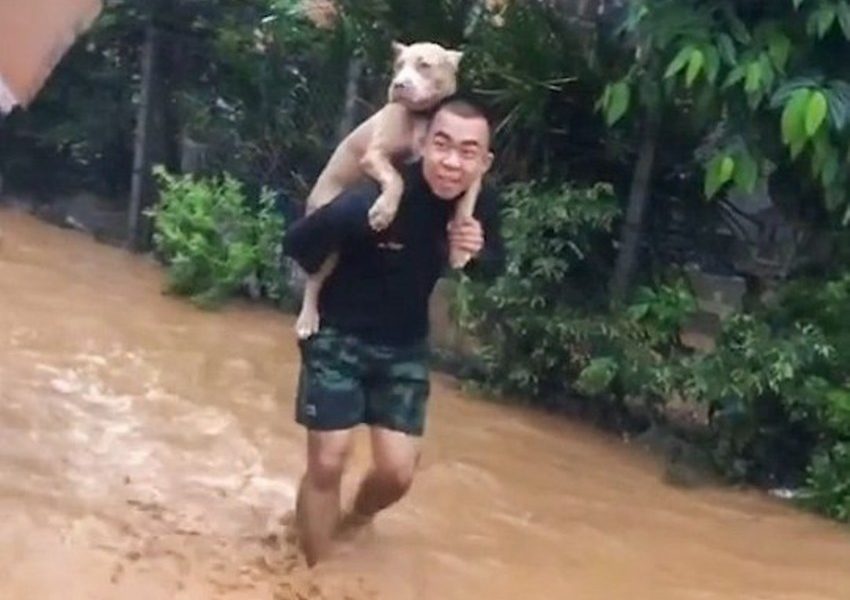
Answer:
[{"left": 283, "top": 97, "right": 504, "bottom": 565}]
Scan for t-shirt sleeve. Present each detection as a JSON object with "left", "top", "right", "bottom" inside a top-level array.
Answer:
[{"left": 282, "top": 188, "right": 372, "bottom": 274}]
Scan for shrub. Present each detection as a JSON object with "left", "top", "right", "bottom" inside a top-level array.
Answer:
[
  {"left": 803, "top": 442, "right": 850, "bottom": 522},
  {"left": 455, "top": 181, "right": 620, "bottom": 400},
  {"left": 149, "top": 168, "right": 288, "bottom": 308}
]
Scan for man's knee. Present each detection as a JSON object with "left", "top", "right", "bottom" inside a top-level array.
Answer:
[
  {"left": 307, "top": 432, "right": 352, "bottom": 490},
  {"left": 373, "top": 453, "right": 419, "bottom": 497}
]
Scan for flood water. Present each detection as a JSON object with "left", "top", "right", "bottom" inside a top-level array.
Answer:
[{"left": 2, "top": 208, "right": 849, "bottom": 599}]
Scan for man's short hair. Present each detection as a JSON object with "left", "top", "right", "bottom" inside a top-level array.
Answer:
[
  {"left": 432, "top": 94, "right": 491, "bottom": 123},
  {"left": 429, "top": 94, "right": 493, "bottom": 144}
]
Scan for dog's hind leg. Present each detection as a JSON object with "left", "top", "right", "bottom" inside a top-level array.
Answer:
[
  {"left": 295, "top": 253, "right": 338, "bottom": 339},
  {"left": 449, "top": 176, "right": 482, "bottom": 269}
]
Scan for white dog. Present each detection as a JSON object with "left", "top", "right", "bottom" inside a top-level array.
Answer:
[{"left": 295, "top": 41, "right": 482, "bottom": 339}]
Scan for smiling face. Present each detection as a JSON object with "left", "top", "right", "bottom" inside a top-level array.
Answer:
[
  {"left": 421, "top": 104, "right": 494, "bottom": 201},
  {"left": 387, "top": 42, "right": 463, "bottom": 111}
]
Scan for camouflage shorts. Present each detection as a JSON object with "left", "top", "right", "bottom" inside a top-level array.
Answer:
[{"left": 295, "top": 327, "right": 431, "bottom": 436}]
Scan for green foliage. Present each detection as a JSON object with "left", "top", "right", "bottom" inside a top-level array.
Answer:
[
  {"left": 602, "top": 0, "right": 850, "bottom": 223},
  {"left": 626, "top": 281, "right": 698, "bottom": 349},
  {"left": 456, "top": 181, "right": 620, "bottom": 399},
  {"left": 455, "top": 175, "right": 850, "bottom": 498},
  {"left": 677, "top": 316, "right": 833, "bottom": 481},
  {"left": 803, "top": 443, "right": 850, "bottom": 521},
  {"left": 149, "top": 168, "right": 288, "bottom": 308}
]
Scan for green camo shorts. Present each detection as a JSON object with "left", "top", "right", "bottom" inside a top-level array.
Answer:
[{"left": 295, "top": 327, "right": 431, "bottom": 436}]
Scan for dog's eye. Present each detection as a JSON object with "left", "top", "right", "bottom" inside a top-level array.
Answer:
[{"left": 418, "top": 60, "right": 433, "bottom": 71}]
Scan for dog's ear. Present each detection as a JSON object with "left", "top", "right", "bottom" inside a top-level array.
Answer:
[
  {"left": 391, "top": 41, "right": 408, "bottom": 58},
  {"left": 446, "top": 50, "right": 463, "bottom": 70}
]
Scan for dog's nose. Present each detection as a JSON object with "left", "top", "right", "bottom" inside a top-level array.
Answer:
[{"left": 393, "top": 80, "right": 408, "bottom": 90}]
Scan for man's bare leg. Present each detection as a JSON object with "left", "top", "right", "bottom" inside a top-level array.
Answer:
[
  {"left": 296, "top": 429, "right": 353, "bottom": 566},
  {"left": 341, "top": 427, "right": 420, "bottom": 529}
]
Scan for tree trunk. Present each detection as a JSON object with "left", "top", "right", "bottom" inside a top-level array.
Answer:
[
  {"left": 126, "top": 21, "right": 158, "bottom": 251},
  {"left": 336, "top": 56, "right": 364, "bottom": 142},
  {"left": 609, "top": 107, "right": 660, "bottom": 304}
]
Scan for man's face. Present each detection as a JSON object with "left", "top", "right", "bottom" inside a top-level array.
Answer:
[{"left": 421, "top": 109, "right": 494, "bottom": 201}]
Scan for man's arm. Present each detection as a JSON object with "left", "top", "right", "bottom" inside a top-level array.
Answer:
[
  {"left": 282, "top": 187, "right": 373, "bottom": 274},
  {"left": 463, "top": 185, "right": 505, "bottom": 280}
]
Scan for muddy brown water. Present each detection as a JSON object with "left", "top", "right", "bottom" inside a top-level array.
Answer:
[{"left": 2, "top": 208, "right": 850, "bottom": 600}]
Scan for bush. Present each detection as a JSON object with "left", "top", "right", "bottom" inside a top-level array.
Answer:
[
  {"left": 455, "top": 181, "right": 620, "bottom": 400},
  {"left": 676, "top": 316, "right": 833, "bottom": 484},
  {"left": 803, "top": 443, "right": 850, "bottom": 522},
  {"left": 770, "top": 272, "right": 850, "bottom": 515},
  {"left": 454, "top": 177, "right": 850, "bottom": 515},
  {"left": 149, "top": 168, "right": 289, "bottom": 308}
]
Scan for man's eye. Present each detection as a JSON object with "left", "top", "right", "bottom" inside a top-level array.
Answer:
[{"left": 462, "top": 150, "right": 478, "bottom": 160}]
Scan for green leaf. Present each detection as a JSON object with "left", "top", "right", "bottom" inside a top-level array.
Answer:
[
  {"left": 793, "top": 0, "right": 806, "bottom": 10},
  {"left": 723, "top": 65, "right": 746, "bottom": 89},
  {"left": 822, "top": 152, "right": 840, "bottom": 187},
  {"left": 812, "top": 148, "right": 824, "bottom": 177},
  {"left": 720, "top": 155, "right": 735, "bottom": 182},
  {"left": 826, "top": 186, "right": 846, "bottom": 211},
  {"left": 705, "top": 154, "right": 735, "bottom": 198},
  {"left": 838, "top": 1, "right": 850, "bottom": 39},
  {"left": 703, "top": 45, "right": 720, "bottom": 84},
  {"left": 759, "top": 53, "right": 776, "bottom": 90},
  {"left": 686, "top": 49, "right": 705, "bottom": 87},
  {"left": 782, "top": 88, "right": 812, "bottom": 147},
  {"left": 771, "top": 76, "right": 823, "bottom": 108},
  {"left": 827, "top": 80, "right": 850, "bottom": 130},
  {"left": 717, "top": 33, "right": 737, "bottom": 64},
  {"left": 606, "top": 81, "right": 631, "bottom": 126},
  {"left": 576, "top": 358, "right": 618, "bottom": 396},
  {"left": 767, "top": 32, "right": 791, "bottom": 71},
  {"left": 811, "top": 5, "right": 837, "bottom": 38},
  {"left": 664, "top": 45, "right": 693, "bottom": 79},
  {"left": 596, "top": 84, "right": 611, "bottom": 113},
  {"left": 791, "top": 136, "right": 807, "bottom": 159},
  {"left": 745, "top": 61, "right": 762, "bottom": 93},
  {"left": 727, "top": 13, "right": 752, "bottom": 44},
  {"left": 734, "top": 152, "right": 759, "bottom": 193},
  {"left": 806, "top": 91, "right": 829, "bottom": 137}
]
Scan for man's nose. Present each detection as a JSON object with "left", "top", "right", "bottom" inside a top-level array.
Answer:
[{"left": 442, "top": 150, "right": 461, "bottom": 168}]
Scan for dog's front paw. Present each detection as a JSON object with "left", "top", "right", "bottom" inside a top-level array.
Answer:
[
  {"left": 295, "top": 305, "right": 321, "bottom": 340},
  {"left": 368, "top": 195, "right": 398, "bottom": 231}
]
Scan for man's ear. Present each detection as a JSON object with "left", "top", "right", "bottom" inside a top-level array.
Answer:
[
  {"left": 392, "top": 40, "right": 408, "bottom": 58},
  {"left": 481, "top": 151, "right": 494, "bottom": 174},
  {"left": 446, "top": 50, "right": 463, "bottom": 70}
]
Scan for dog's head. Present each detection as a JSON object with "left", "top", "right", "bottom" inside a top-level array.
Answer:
[{"left": 388, "top": 41, "right": 462, "bottom": 111}]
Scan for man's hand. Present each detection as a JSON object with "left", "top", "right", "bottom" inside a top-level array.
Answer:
[{"left": 448, "top": 217, "right": 484, "bottom": 260}]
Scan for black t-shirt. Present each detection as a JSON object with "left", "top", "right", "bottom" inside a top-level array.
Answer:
[{"left": 283, "top": 161, "right": 505, "bottom": 346}]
